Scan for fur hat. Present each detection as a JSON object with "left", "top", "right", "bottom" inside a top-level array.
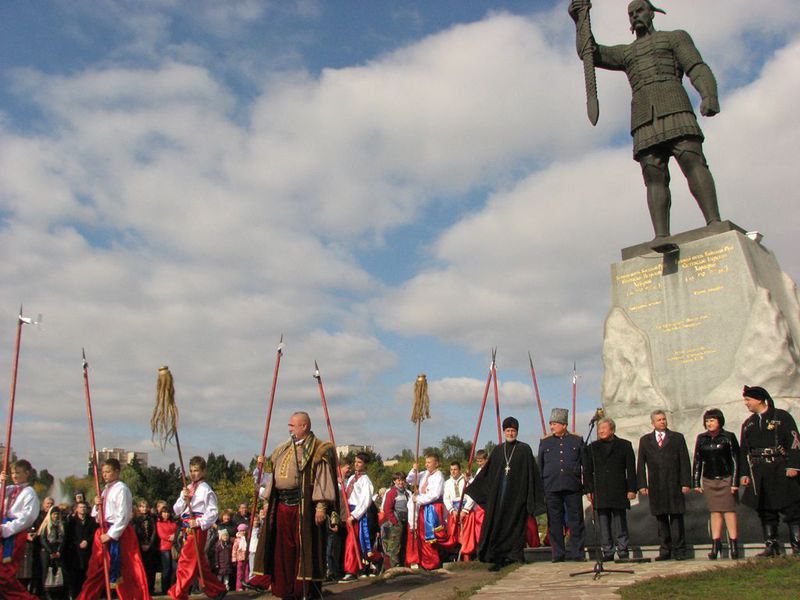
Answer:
[
  {"left": 502, "top": 416, "right": 519, "bottom": 431},
  {"left": 743, "top": 385, "right": 774, "bottom": 408},
  {"left": 549, "top": 408, "right": 569, "bottom": 425}
]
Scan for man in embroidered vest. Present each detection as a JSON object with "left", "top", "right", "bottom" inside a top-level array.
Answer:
[
  {"left": 568, "top": 0, "right": 722, "bottom": 241},
  {"left": 405, "top": 454, "right": 445, "bottom": 570},
  {"left": 77, "top": 458, "right": 151, "bottom": 600},
  {"left": 251, "top": 411, "right": 338, "bottom": 600},
  {"left": 169, "top": 456, "right": 227, "bottom": 600},
  {"left": 740, "top": 385, "right": 800, "bottom": 557},
  {"left": 0, "top": 459, "right": 40, "bottom": 600}
]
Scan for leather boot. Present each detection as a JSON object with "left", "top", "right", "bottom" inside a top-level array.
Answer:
[
  {"left": 789, "top": 523, "right": 800, "bottom": 556},
  {"left": 756, "top": 523, "right": 780, "bottom": 557},
  {"left": 729, "top": 539, "right": 740, "bottom": 560},
  {"left": 707, "top": 539, "right": 722, "bottom": 560}
]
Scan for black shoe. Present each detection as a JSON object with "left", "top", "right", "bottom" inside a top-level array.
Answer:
[
  {"left": 489, "top": 562, "right": 504, "bottom": 571},
  {"left": 568, "top": 556, "right": 587, "bottom": 562},
  {"left": 790, "top": 523, "right": 800, "bottom": 556},
  {"left": 617, "top": 551, "right": 629, "bottom": 561},
  {"left": 708, "top": 539, "right": 722, "bottom": 560},
  {"left": 654, "top": 554, "right": 671, "bottom": 561},
  {"left": 551, "top": 556, "right": 565, "bottom": 563},
  {"left": 757, "top": 523, "right": 780, "bottom": 558},
  {"left": 211, "top": 591, "right": 227, "bottom": 600},
  {"left": 729, "top": 539, "right": 740, "bottom": 560},
  {"left": 602, "top": 554, "right": 615, "bottom": 562}
]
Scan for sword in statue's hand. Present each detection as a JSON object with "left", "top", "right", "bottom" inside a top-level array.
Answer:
[{"left": 572, "top": 0, "right": 599, "bottom": 126}]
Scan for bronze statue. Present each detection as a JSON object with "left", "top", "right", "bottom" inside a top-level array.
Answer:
[{"left": 569, "top": 0, "right": 722, "bottom": 241}]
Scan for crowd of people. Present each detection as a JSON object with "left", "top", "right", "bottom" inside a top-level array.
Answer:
[{"left": 1, "top": 385, "right": 799, "bottom": 600}]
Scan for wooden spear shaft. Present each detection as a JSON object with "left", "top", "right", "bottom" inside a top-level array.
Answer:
[{"left": 81, "top": 351, "right": 113, "bottom": 600}]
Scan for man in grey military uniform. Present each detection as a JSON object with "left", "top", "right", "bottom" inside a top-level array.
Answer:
[
  {"left": 538, "top": 408, "right": 587, "bottom": 562},
  {"left": 568, "top": 0, "right": 722, "bottom": 240}
]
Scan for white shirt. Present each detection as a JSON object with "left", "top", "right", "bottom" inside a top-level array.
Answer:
[
  {"left": 406, "top": 469, "right": 444, "bottom": 505},
  {"left": 173, "top": 480, "right": 218, "bottom": 531},
  {"left": 1, "top": 483, "right": 39, "bottom": 538},
  {"left": 344, "top": 472, "right": 374, "bottom": 520},
  {"left": 443, "top": 475, "right": 466, "bottom": 513},
  {"left": 91, "top": 480, "right": 132, "bottom": 541}
]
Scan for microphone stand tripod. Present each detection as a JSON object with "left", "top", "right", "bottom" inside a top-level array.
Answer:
[{"left": 570, "top": 416, "right": 636, "bottom": 580}]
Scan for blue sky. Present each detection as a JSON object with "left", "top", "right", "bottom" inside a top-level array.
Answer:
[{"left": 2, "top": 0, "right": 799, "bottom": 484}]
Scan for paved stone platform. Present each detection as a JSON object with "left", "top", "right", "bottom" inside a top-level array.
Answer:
[{"left": 470, "top": 558, "right": 743, "bottom": 599}]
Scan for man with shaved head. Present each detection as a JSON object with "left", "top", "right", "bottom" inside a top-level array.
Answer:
[
  {"left": 569, "top": 0, "right": 722, "bottom": 242},
  {"left": 250, "top": 412, "right": 339, "bottom": 599}
]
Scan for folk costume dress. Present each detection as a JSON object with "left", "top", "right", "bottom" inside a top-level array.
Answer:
[
  {"left": 168, "top": 480, "right": 227, "bottom": 600},
  {"left": 77, "top": 480, "right": 150, "bottom": 600},
  {"left": 0, "top": 481, "right": 39, "bottom": 600},
  {"left": 343, "top": 471, "right": 375, "bottom": 575},
  {"left": 404, "top": 468, "right": 445, "bottom": 570},
  {"left": 251, "top": 433, "right": 338, "bottom": 599},
  {"left": 465, "top": 440, "right": 545, "bottom": 565}
]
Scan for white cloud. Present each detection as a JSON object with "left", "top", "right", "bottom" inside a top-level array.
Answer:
[{"left": 1, "top": 3, "right": 798, "bottom": 481}]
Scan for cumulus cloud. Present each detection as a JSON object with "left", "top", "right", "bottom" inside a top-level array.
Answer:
[{"left": 1, "top": 2, "right": 798, "bottom": 480}]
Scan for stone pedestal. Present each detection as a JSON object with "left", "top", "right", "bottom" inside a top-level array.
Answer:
[{"left": 601, "top": 226, "right": 800, "bottom": 543}]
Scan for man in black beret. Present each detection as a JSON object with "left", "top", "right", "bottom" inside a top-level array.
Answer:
[
  {"left": 465, "top": 416, "right": 545, "bottom": 570},
  {"left": 740, "top": 385, "right": 800, "bottom": 556}
]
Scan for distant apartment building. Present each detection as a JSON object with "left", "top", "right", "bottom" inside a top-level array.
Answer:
[
  {"left": 335, "top": 444, "right": 374, "bottom": 458},
  {"left": 92, "top": 447, "right": 149, "bottom": 468}
]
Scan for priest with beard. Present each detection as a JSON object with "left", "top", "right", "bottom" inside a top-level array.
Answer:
[{"left": 464, "top": 416, "right": 545, "bottom": 570}]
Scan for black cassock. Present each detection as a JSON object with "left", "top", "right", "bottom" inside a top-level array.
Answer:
[{"left": 465, "top": 440, "right": 545, "bottom": 563}]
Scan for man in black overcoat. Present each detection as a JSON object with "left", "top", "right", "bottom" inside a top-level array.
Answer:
[
  {"left": 637, "top": 409, "right": 691, "bottom": 560},
  {"left": 584, "top": 417, "right": 637, "bottom": 562},
  {"left": 63, "top": 500, "right": 98, "bottom": 599},
  {"left": 740, "top": 385, "right": 800, "bottom": 556},
  {"left": 465, "top": 416, "right": 545, "bottom": 570}
]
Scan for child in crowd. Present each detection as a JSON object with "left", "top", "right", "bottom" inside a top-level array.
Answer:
[
  {"left": 233, "top": 523, "right": 248, "bottom": 590},
  {"left": 214, "top": 529, "right": 233, "bottom": 589}
]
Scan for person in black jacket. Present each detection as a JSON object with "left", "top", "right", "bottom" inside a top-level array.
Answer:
[
  {"left": 539, "top": 408, "right": 587, "bottom": 562},
  {"left": 132, "top": 499, "right": 159, "bottom": 594},
  {"left": 63, "top": 500, "right": 98, "bottom": 599},
  {"left": 740, "top": 385, "right": 800, "bottom": 557},
  {"left": 584, "top": 417, "right": 637, "bottom": 562},
  {"left": 692, "top": 408, "right": 740, "bottom": 559},
  {"left": 637, "top": 410, "right": 692, "bottom": 560}
]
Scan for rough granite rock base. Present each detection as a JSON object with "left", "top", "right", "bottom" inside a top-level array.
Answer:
[{"left": 600, "top": 227, "right": 800, "bottom": 543}]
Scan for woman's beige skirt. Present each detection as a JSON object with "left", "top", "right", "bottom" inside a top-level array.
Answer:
[{"left": 703, "top": 476, "right": 739, "bottom": 512}]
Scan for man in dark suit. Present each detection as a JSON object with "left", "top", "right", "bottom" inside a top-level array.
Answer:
[
  {"left": 584, "top": 417, "right": 637, "bottom": 562},
  {"left": 637, "top": 409, "right": 691, "bottom": 560}
]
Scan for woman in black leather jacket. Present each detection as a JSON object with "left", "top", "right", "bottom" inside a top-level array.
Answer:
[{"left": 692, "top": 408, "right": 740, "bottom": 559}]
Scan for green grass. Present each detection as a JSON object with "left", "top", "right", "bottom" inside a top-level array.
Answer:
[{"left": 619, "top": 557, "right": 800, "bottom": 600}]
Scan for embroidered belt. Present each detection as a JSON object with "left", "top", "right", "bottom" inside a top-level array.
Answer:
[{"left": 277, "top": 488, "right": 301, "bottom": 506}]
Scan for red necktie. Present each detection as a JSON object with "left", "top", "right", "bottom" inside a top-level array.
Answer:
[{"left": 657, "top": 433, "right": 664, "bottom": 447}]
